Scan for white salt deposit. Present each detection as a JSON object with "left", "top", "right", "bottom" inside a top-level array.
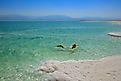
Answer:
[
  {"left": 39, "top": 56, "right": 121, "bottom": 81},
  {"left": 108, "top": 32, "right": 121, "bottom": 37}
]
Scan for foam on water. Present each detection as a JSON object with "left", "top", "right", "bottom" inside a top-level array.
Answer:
[{"left": 0, "top": 21, "right": 121, "bottom": 81}]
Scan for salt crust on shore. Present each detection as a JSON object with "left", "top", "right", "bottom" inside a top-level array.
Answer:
[
  {"left": 108, "top": 32, "right": 121, "bottom": 37},
  {"left": 39, "top": 56, "right": 121, "bottom": 81}
]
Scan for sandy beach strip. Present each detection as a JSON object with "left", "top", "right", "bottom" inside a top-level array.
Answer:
[
  {"left": 80, "top": 20, "right": 121, "bottom": 24},
  {"left": 39, "top": 56, "right": 121, "bottom": 81},
  {"left": 111, "top": 20, "right": 121, "bottom": 24}
]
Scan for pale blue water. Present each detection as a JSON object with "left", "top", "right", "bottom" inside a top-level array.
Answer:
[{"left": 0, "top": 21, "right": 121, "bottom": 81}]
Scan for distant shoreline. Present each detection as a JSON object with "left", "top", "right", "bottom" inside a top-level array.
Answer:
[
  {"left": 80, "top": 20, "right": 121, "bottom": 22},
  {"left": 80, "top": 20, "right": 121, "bottom": 24},
  {"left": 111, "top": 21, "right": 121, "bottom": 24}
]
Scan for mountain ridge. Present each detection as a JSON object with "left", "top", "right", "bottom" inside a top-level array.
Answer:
[{"left": 0, "top": 15, "right": 121, "bottom": 21}]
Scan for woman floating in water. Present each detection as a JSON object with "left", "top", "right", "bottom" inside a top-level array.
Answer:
[
  {"left": 56, "top": 44, "right": 65, "bottom": 48},
  {"left": 70, "top": 44, "right": 77, "bottom": 49}
]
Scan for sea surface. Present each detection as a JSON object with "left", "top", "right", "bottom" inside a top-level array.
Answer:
[{"left": 0, "top": 21, "right": 121, "bottom": 81}]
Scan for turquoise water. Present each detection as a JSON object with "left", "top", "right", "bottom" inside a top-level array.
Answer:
[{"left": 0, "top": 21, "right": 121, "bottom": 81}]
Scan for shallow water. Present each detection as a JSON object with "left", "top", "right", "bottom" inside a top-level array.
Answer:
[{"left": 0, "top": 21, "right": 121, "bottom": 81}]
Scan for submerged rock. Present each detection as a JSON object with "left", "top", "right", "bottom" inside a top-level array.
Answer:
[{"left": 38, "top": 60, "right": 59, "bottom": 73}]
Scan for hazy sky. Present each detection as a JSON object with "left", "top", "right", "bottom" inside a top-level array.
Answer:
[{"left": 0, "top": 0, "right": 121, "bottom": 18}]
